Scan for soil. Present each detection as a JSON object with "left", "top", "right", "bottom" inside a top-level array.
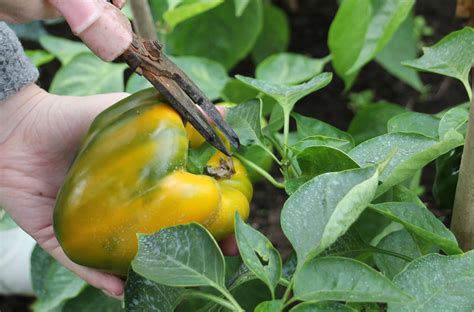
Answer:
[{"left": 1, "top": 1, "right": 469, "bottom": 310}]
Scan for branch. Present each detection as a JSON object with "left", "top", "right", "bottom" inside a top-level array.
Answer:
[
  {"left": 451, "top": 73, "right": 474, "bottom": 251},
  {"left": 130, "top": 0, "right": 157, "bottom": 40}
]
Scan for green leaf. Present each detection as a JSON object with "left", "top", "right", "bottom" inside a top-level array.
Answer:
[
  {"left": 132, "top": 224, "right": 226, "bottom": 288},
  {"left": 39, "top": 35, "right": 89, "bottom": 64},
  {"left": 126, "top": 73, "right": 152, "bottom": 93},
  {"left": 62, "top": 287, "right": 121, "bottom": 311},
  {"left": 230, "top": 279, "right": 273, "bottom": 311},
  {"left": 293, "top": 257, "right": 412, "bottom": 302},
  {"left": 369, "top": 202, "right": 461, "bottom": 255},
  {"left": 0, "top": 208, "right": 17, "bottom": 230},
  {"left": 236, "top": 73, "right": 332, "bottom": 113},
  {"left": 375, "top": 13, "right": 423, "bottom": 91},
  {"left": 348, "top": 102, "right": 407, "bottom": 144},
  {"left": 438, "top": 106, "right": 469, "bottom": 140},
  {"left": 374, "top": 230, "right": 422, "bottom": 279},
  {"left": 256, "top": 53, "right": 330, "bottom": 85},
  {"left": 125, "top": 270, "right": 184, "bottom": 311},
  {"left": 25, "top": 50, "right": 54, "bottom": 67},
  {"left": 329, "top": 0, "right": 415, "bottom": 87},
  {"left": 49, "top": 53, "right": 126, "bottom": 96},
  {"left": 291, "top": 136, "right": 353, "bottom": 153},
  {"left": 389, "top": 251, "right": 474, "bottom": 311},
  {"left": 251, "top": 2, "right": 290, "bottom": 63},
  {"left": 164, "top": 0, "right": 224, "bottom": 30},
  {"left": 328, "top": 0, "right": 371, "bottom": 87},
  {"left": 226, "top": 99, "right": 264, "bottom": 147},
  {"left": 293, "top": 112, "right": 354, "bottom": 146},
  {"left": 281, "top": 166, "right": 379, "bottom": 265},
  {"left": 233, "top": 0, "right": 250, "bottom": 16},
  {"left": 349, "top": 131, "right": 464, "bottom": 196},
  {"left": 346, "top": 0, "right": 415, "bottom": 74},
  {"left": 31, "top": 245, "right": 87, "bottom": 311},
  {"left": 235, "top": 214, "right": 282, "bottom": 297},
  {"left": 171, "top": 56, "right": 229, "bottom": 101},
  {"left": 166, "top": 0, "right": 263, "bottom": 69},
  {"left": 254, "top": 300, "right": 283, "bottom": 312},
  {"left": 387, "top": 112, "right": 440, "bottom": 138},
  {"left": 285, "top": 146, "right": 359, "bottom": 194},
  {"left": 403, "top": 27, "right": 474, "bottom": 100},
  {"left": 290, "top": 301, "right": 356, "bottom": 312},
  {"left": 222, "top": 79, "right": 259, "bottom": 103}
]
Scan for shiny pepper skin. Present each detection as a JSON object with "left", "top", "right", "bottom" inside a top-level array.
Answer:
[{"left": 54, "top": 89, "right": 253, "bottom": 275}]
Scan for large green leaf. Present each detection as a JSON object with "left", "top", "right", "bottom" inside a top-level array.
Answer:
[
  {"left": 374, "top": 230, "right": 422, "bottom": 279},
  {"left": 389, "top": 251, "right": 474, "bottom": 311},
  {"left": 346, "top": 0, "right": 415, "bottom": 74},
  {"left": 132, "top": 224, "right": 225, "bottom": 288},
  {"left": 251, "top": 1, "right": 290, "bottom": 63},
  {"left": 348, "top": 102, "right": 406, "bottom": 144},
  {"left": 403, "top": 27, "right": 474, "bottom": 100},
  {"left": 235, "top": 215, "right": 282, "bottom": 297},
  {"left": 329, "top": 0, "right": 414, "bottom": 87},
  {"left": 281, "top": 166, "right": 379, "bottom": 265},
  {"left": 31, "top": 245, "right": 87, "bottom": 312},
  {"left": 226, "top": 99, "right": 265, "bottom": 147},
  {"left": 256, "top": 53, "right": 330, "bottom": 85},
  {"left": 328, "top": 0, "right": 371, "bottom": 87},
  {"left": 438, "top": 106, "right": 469, "bottom": 140},
  {"left": 166, "top": 0, "right": 263, "bottom": 69},
  {"left": 369, "top": 202, "right": 461, "bottom": 255},
  {"left": 172, "top": 56, "right": 229, "bottom": 100},
  {"left": 125, "top": 270, "right": 184, "bottom": 311},
  {"left": 39, "top": 35, "right": 89, "bottom": 64},
  {"left": 49, "top": 53, "right": 126, "bottom": 96},
  {"left": 236, "top": 73, "right": 332, "bottom": 113},
  {"left": 290, "top": 302, "right": 356, "bottom": 312},
  {"left": 293, "top": 112, "right": 354, "bottom": 145},
  {"left": 163, "top": 0, "right": 224, "bottom": 30},
  {"left": 349, "top": 131, "right": 464, "bottom": 196},
  {"left": 375, "top": 13, "right": 423, "bottom": 91},
  {"left": 293, "top": 257, "right": 412, "bottom": 302},
  {"left": 387, "top": 112, "right": 440, "bottom": 138},
  {"left": 285, "top": 146, "right": 359, "bottom": 194},
  {"left": 62, "top": 287, "right": 121, "bottom": 312}
]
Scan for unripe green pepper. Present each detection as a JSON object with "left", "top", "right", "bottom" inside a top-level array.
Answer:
[{"left": 54, "top": 89, "right": 253, "bottom": 275}]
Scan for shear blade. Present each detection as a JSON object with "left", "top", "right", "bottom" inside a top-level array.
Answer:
[
  {"left": 148, "top": 75, "right": 232, "bottom": 156},
  {"left": 160, "top": 55, "right": 240, "bottom": 149}
]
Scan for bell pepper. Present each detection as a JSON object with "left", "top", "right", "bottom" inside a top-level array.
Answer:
[{"left": 54, "top": 89, "right": 253, "bottom": 275}]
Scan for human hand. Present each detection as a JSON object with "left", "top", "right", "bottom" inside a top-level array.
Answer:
[
  {"left": 0, "top": 84, "right": 129, "bottom": 296},
  {"left": 0, "top": 0, "right": 132, "bottom": 61}
]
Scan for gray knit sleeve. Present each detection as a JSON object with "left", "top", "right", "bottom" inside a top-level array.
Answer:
[{"left": 0, "top": 22, "right": 39, "bottom": 101}]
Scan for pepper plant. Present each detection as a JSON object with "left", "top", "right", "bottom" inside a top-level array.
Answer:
[{"left": 2, "top": 0, "right": 474, "bottom": 311}]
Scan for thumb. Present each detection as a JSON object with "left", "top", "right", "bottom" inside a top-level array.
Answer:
[{"left": 48, "top": 0, "right": 132, "bottom": 61}]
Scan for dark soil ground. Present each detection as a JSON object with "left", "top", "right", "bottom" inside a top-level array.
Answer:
[{"left": 1, "top": 1, "right": 469, "bottom": 311}]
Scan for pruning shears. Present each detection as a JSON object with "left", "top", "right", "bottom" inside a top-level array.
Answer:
[{"left": 121, "top": 34, "right": 239, "bottom": 156}]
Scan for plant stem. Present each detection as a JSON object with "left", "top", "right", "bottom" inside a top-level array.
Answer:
[
  {"left": 130, "top": 0, "right": 157, "bottom": 40},
  {"left": 282, "top": 110, "right": 290, "bottom": 162},
  {"left": 219, "top": 288, "right": 244, "bottom": 312},
  {"left": 368, "top": 247, "right": 414, "bottom": 262},
  {"left": 185, "top": 291, "right": 235, "bottom": 311},
  {"left": 279, "top": 277, "right": 290, "bottom": 287},
  {"left": 451, "top": 71, "right": 474, "bottom": 251},
  {"left": 282, "top": 279, "right": 294, "bottom": 304},
  {"left": 235, "top": 154, "right": 285, "bottom": 189}
]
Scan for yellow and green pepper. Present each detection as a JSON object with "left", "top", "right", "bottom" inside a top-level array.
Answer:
[{"left": 54, "top": 89, "right": 253, "bottom": 275}]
